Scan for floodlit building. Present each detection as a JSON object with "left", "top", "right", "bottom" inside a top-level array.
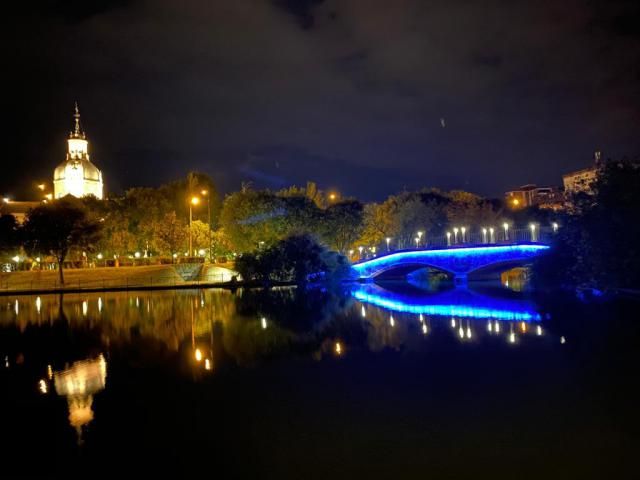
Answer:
[
  {"left": 562, "top": 151, "right": 601, "bottom": 195},
  {"left": 53, "top": 103, "right": 104, "bottom": 199},
  {"left": 505, "top": 184, "right": 562, "bottom": 210}
]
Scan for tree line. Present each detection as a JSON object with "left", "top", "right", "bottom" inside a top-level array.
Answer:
[{"left": 1, "top": 172, "right": 557, "bottom": 284}]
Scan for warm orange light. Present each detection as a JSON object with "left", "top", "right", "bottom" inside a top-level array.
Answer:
[
  {"left": 37, "top": 184, "right": 46, "bottom": 191},
  {"left": 335, "top": 341, "right": 342, "bottom": 355},
  {"left": 44, "top": 193, "right": 53, "bottom": 201},
  {"left": 194, "top": 348, "right": 203, "bottom": 362},
  {"left": 191, "top": 196, "right": 200, "bottom": 205},
  {"left": 201, "top": 189, "right": 208, "bottom": 196},
  {"left": 512, "top": 198, "right": 520, "bottom": 206}
]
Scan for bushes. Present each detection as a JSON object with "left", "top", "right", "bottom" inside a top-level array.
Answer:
[{"left": 235, "top": 234, "right": 349, "bottom": 284}]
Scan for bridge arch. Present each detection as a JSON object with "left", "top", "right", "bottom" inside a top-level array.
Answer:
[{"left": 352, "top": 244, "right": 550, "bottom": 282}]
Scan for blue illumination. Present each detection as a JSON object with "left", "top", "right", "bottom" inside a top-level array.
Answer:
[
  {"left": 352, "top": 244, "right": 550, "bottom": 278},
  {"left": 352, "top": 284, "right": 542, "bottom": 321}
]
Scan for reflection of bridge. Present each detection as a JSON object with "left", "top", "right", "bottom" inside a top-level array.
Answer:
[
  {"left": 353, "top": 284, "right": 541, "bottom": 321},
  {"left": 352, "top": 243, "right": 550, "bottom": 283}
]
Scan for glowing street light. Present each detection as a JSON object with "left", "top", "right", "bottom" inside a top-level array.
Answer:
[
  {"left": 194, "top": 348, "right": 203, "bottom": 362},
  {"left": 503, "top": 222, "right": 509, "bottom": 241},
  {"left": 489, "top": 227, "right": 495, "bottom": 243},
  {"left": 453, "top": 227, "right": 459, "bottom": 243},
  {"left": 446, "top": 231, "right": 451, "bottom": 246},
  {"left": 189, "top": 196, "right": 200, "bottom": 257},
  {"left": 552, "top": 222, "right": 559, "bottom": 233},
  {"left": 417, "top": 231, "right": 423, "bottom": 246},
  {"left": 201, "top": 189, "right": 212, "bottom": 262},
  {"left": 529, "top": 223, "right": 537, "bottom": 242},
  {"left": 358, "top": 246, "right": 363, "bottom": 259},
  {"left": 414, "top": 237, "right": 419, "bottom": 248},
  {"left": 386, "top": 237, "right": 391, "bottom": 252},
  {"left": 461, "top": 227, "right": 466, "bottom": 243},
  {"left": 482, "top": 228, "right": 487, "bottom": 243}
]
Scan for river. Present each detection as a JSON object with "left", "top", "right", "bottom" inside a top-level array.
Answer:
[{"left": 0, "top": 282, "right": 637, "bottom": 478}]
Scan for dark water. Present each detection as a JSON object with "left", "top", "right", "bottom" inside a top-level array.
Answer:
[{"left": 0, "top": 283, "right": 638, "bottom": 478}]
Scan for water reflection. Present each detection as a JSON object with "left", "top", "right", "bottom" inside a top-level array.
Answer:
[
  {"left": 53, "top": 355, "right": 107, "bottom": 445},
  {"left": 353, "top": 283, "right": 542, "bottom": 321}
]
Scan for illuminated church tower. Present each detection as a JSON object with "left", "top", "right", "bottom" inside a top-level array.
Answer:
[{"left": 53, "top": 103, "right": 104, "bottom": 199}]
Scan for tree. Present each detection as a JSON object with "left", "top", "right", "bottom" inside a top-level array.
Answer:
[
  {"left": 321, "top": 200, "right": 364, "bottom": 253},
  {"left": 22, "top": 197, "right": 102, "bottom": 285},
  {"left": 0, "top": 214, "right": 20, "bottom": 261},
  {"left": 154, "top": 211, "right": 188, "bottom": 259},
  {"left": 534, "top": 159, "right": 640, "bottom": 290},
  {"left": 235, "top": 234, "right": 349, "bottom": 284}
]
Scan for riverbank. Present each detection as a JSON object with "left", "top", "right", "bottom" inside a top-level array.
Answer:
[{"left": 0, "top": 264, "right": 239, "bottom": 296}]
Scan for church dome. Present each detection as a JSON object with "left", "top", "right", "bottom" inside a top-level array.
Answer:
[{"left": 53, "top": 103, "right": 104, "bottom": 199}]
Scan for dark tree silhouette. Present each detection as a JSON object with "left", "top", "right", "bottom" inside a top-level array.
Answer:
[{"left": 22, "top": 197, "right": 102, "bottom": 285}]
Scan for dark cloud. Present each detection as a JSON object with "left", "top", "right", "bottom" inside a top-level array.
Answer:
[{"left": 3, "top": 0, "right": 640, "bottom": 201}]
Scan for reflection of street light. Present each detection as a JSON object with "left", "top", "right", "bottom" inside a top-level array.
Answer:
[
  {"left": 385, "top": 237, "right": 391, "bottom": 252},
  {"left": 414, "top": 237, "right": 419, "bottom": 248},
  {"left": 189, "top": 196, "right": 200, "bottom": 257}
]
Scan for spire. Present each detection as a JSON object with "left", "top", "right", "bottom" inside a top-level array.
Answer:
[{"left": 72, "top": 102, "right": 84, "bottom": 138}]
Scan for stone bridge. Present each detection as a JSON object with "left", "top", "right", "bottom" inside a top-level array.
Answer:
[{"left": 351, "top": 243, "right": 550, "bottom": 283}]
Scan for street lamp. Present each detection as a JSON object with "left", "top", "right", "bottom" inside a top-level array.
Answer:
[
  {"left": 529, "top": 223, "right": 537, "bottom": 242},
  {"left": 385, "top": 237, "right": 391, "bottom": 252},
  {"left": 358, "top": 246, "right": 363, "bottom": 259},
  {"left": 453, "top": 227, "right": 459, "bottom": 244},
  {"left": 482, "top": 228, "right": 487, "bottom": 243},
  {"left": 417, "top": 231, "right": 423, "bottom": 247},
  {"left": 414, "top": 237, "right": 419, "bottom": 248},
  {"left": 552, "top": 222, "right": 559, "bottom": 233},
  {"left": 461, "top": 227, "right": 466, "bottom": 243},
  {"left": 201, "top": 189, "right": 212, "bottom": 262},
  {"left": 189, "top": 196, "right": 200, "bottom": 257},
  {"left": 503, "top": 222, "right": 509, "bottom": 241},
  {"left": 489, "top": 227, "right": 495, "bottom": 243},
  {"left": 446, "top": 231, "right": 451, "bottom": 246}
]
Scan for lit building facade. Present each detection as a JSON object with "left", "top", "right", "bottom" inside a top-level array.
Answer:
[
  {"left": 504, "top": 184, "right": 562, "bottom": 210},
  {"left": 562, "top": 150, "right": 601, "bottom": 195},
  {"left": 53, "top": 104, "right": 104, "bottom": 199}
]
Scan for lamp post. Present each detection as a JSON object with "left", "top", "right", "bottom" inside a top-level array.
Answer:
[
  {"left": 201, "top": 189, "right": 211, "bottom": 262},
  {"left": 446, "top": 231, "right": 451, "bottom": 246},
  {"left": 461, "top": 227, "right": 466, "bottom": 243},
  {"left": 453, "top": 227, "right": 459, "bottom": 244},
  {"left": 189, "top": 196, "right": 200, "bottom": 257},
  {"left": 503, "top": 222, "right": 509, "bottom": 241},
  {"left": 417, "top": 231, "right": 423, "bottom": 247},
  {"left": 482, "top": 228, "right": 487, "bottom": 244},
  {"left": 358, "top": 246, "right": 363, "bottom": 260},
  {"left": 414, "top": 237, "right": 419, "bottom": 249},
  {"left": 385, "top": 237, "right": 391, "bottom": 252},
  {"left": 529, "top": 223, "right": 537, "bottom": 242},
  {"left": 489, "top": 227, "right": 495, "bottom": 244}
]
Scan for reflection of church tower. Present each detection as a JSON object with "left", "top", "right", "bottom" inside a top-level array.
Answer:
[
  {"left": 53, "top": 103, "right": 104, "bottom": 199},
  {"left": 53, "top": 354, "right": 107, "bottom": 445}
]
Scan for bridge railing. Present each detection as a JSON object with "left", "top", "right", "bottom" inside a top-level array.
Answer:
[{"left": 359, "top": 227, "right": 555, "bottom": 261}]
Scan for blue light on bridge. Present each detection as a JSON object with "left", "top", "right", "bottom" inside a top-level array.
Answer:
[
  {"left": 352, "top": 244, "right": 550, "bottom": 279},
  {"left": 352, "top": 285, "right": 542, "bottom": 321}
]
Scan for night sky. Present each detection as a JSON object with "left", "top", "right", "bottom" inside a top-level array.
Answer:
[{"left": 4, "top": 0, "right": 640, "bottom": 201}]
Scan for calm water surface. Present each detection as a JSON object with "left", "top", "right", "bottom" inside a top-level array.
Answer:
[{"left": 0, "top": 283, "right": 638, "bottom": 478}]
